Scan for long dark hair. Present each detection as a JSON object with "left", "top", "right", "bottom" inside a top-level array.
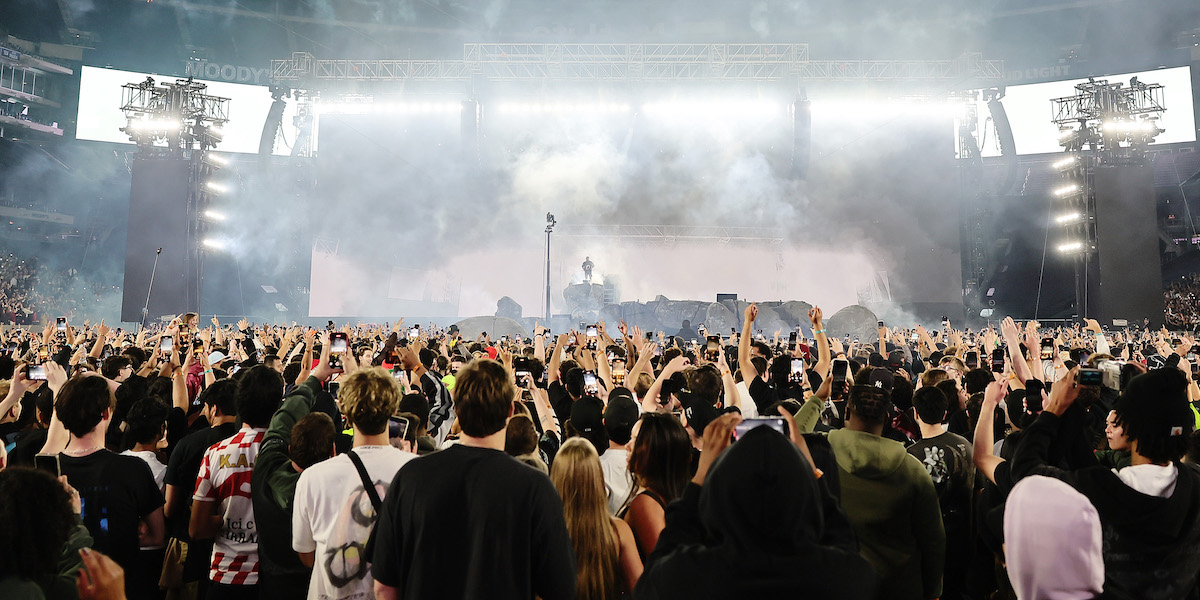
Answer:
[{"left": 627, "top": 413, "right": 691, "bottom": 507}]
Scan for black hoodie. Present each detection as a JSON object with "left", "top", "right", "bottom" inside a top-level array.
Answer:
[{"left": 634, "top": 427, "right": 878, "bottom": 600}]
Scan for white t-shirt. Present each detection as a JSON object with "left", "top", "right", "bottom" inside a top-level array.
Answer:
[
  {"left": 293, "top": 445, "right": 416, "bottom": 600},
  {"left": 600, "top": 447, "right": 633, "bottom": 515},
  {"left": 122, "top": 449, "right": 167, "bottom": 494}
]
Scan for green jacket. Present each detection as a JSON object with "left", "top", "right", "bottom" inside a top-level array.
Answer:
[
  {"left": 251, "top": 376, "right": 322, "bottom": 578},
  {"left": 828, "top": 428, "right": 945, "bottom": 600}
]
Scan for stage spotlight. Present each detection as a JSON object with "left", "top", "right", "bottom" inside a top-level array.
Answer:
[
  {"left": 204, "top": 210, "right": 226, "bottom": 221},
  {"left": 202, "top": 238, "right": 226, "bottom": 250},
  {"left": 1057, "top": 241, "right": 1084, "bottom": 253},
  {"left": 1052, "top": 156, "right": 1076, "bottom": 169},
  {"left": 1053, "top": 184, "right": 1079, "bottom": 197},
  {"left": 207, "top": 154, "right": 228, "bottom": 165},
  {"left": 206, "top": 181, "right": 228, "bottom": 193},
  {"left": 1055, "top": 212, "right": 1082, "bottom": 224}
]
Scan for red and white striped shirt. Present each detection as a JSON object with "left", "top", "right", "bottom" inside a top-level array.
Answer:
[{"left": 194, "top": 427, "right": 266, "bottom": 586}]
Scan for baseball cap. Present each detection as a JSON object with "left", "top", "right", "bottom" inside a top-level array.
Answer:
[
  {"left": 570, "top": 395, "right": 605, "bottom": 435},
  {"left": 682, "top": 395, "right": 720, "bottom": 437},
  {"left": 868, "top": 368, "right": 895, "bottom": 393},
  {"left": 603, "top": 392, "right": 639, "bottom": 431}
]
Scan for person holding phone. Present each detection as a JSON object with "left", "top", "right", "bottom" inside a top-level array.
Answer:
[
  {"left": 250, "top": 335, "right": 342, "bottom": 600},
  {"left": 294, "top": 361, "right": 415, "bottom": 600}
]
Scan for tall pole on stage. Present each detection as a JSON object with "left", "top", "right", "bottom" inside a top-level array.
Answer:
[{"left": 545, "top": 213, "right": 556, "bottom": 323}]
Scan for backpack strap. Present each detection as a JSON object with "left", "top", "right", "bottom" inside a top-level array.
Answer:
[{"left": 346, "top": 450, "right": 383, "bottom": 513}]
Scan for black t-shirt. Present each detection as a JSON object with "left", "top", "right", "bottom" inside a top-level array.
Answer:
[
  {"left": 371, "top": 444, "right": 577, "bottom": 600},
  {"left": 8, "top": 427, "right": 48, "bottom": 467},
  {"left": 59, "top": 450, "right": 164, "bottom": 579},
  {"left": 747, "top": 377, "right": 778, "bottom": 415},
  {"left": 547, "top": 381, "right": 572, "bottom": 425},
  {"left": 163, "top": 422, "right": 239, "bottom": 539},
  {"left": 906, "top": 431, "right": 974, "bottom": 525}
]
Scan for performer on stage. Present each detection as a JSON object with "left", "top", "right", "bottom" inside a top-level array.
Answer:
[{"left": 582, "top": 256, "right": 594, "bottom": 284}]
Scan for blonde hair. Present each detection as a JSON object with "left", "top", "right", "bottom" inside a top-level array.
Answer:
[
  {"left": 338, "top": 367, "right": 402, "bottom": 435},
  {"left": 551, "top": 437, "right": 622, "bottom": 600}
]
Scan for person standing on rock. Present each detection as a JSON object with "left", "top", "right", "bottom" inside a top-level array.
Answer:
[{"left": 583, "top": 257, "right": 594, "bottom": 284}]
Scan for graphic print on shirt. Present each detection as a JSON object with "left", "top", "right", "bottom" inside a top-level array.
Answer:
[
  {"left": 921, "top": 446, "right": 948, "bottom": 485},
  {"left": 194, "top": 428, "right": 264, "bottom": 586},
  {"left": 323, "top": 481, "right": 383, "bottom": 590}
]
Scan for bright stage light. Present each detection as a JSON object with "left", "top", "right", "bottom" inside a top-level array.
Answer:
[
  {"left": 207, "top": 153, "right": 228, "bottom": 165},
  {"left": 493, "top": 102, "right": 633, "bottom": 115},
  {"left": 202, "top": 238, "right": 226, "bottom": 250},
  {"left": 204, "top": 210, "right": 226, "bottom": 221},
  {"left": 1053, "top": 184, "right": 1079, "bottom": 197},
  {"left": 1057, "top": 241, "right": 1084, "bottom": 253},
  {"left": 1055, "top": 212, "right": 1081, "bottom": 224},
  {"left": 1052, "top": 156, "right": 1077, "bottom": 169},
  {"left": 206, "top": 181, "right": 228, "bottom": 193}
]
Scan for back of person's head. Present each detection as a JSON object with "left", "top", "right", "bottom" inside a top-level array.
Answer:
[
  {"left": 0, "top": 468, "right": 77, "bottom": 582},
  {"left": 912, "top": 386, "right": 949, "bottom": 426},
  {"left": 627, "top": 413, "right": 691, "bottom": 503},
  {"left": 338, "top": 367, "right": 402, "bottom": 435},
  {"left": 751, "top": 341, "right": 772, "bottom": 358},
  {"left": 962, "top": 369, "right": 995, "bottom": 395},
  {"left": 201, "top": 378, "right": 238, "bottom": 417},
  {"left": 939, "top": 356, "right": 966, "bottom": 373},
  {"left": 122, "top": 396, "right": 169, "bottom": 450},
  {"left": 847, "top": 385, "right": 892, "bottom": 427},
  {"left": 551, "top": 437, "right": 621, "bottom": 600},
  {"left": 419, "top": 348, "right": 437, "bottom": 370},
  {"left": 890, "top": 376, "right": 914, "bottom": 412},
  {"left": 397, "top": 393, "right": 430, "bottom": 433},
  {"left": 1114, "top": 368, "right": 1194, "bottom": 463},
  {"left": 55, "top": 376, "right": 114, "bottom": 438},
  {"left": 603, "top": 390, "right": 639, "bottom": 445},
  {"left": 34, "top": 386, "right": 54, "bottom": 427},
  {"left": 123, "top": 346, "right": 147, "bottom": 369},
  {"left": 290, "top": 412, "right": 335, "bottom": 469},
  {"left": 684, "top": 364, "right": 723, "bottom": 406},
  {"left": 563, "top": 367, "right": 586, "bottom": 399},
  {"left": 935, "top": 379, "right": 961, "bottom": 411},
  {"left": 633, "top": 372, "right": 654, "bottom": 399},
  {"left": 748, "top": 356, "right": 768, "bottom": 380},
  {"left": 559, "top": 359, "right": 580, "bottom": 380},
  {"left": 1187, "top": 430, "right": 1200, "bottom": 465},
  {"left": 235, "top": 365, "right": 284, "bottom": 429},
  {"left": 767, "top": 356, "right": 792, "bottom": 389},
  {"left": 453, "top": 359, "right": 514, "bottom": 437},
  {"left": 920, "top": 368, "right": 949, "bottom": 388},
  {"left": 699, "top": 425, "right": 822, "bottom": 554},
  {"left": 1004, "top": 476, "right": 1103, "bottom": 600},
  {"left": 505, "top": 414, "right": 538, "bottom": 457},
  {"left": 283, "top": 362, "right": 302, "bottom": 386},
  {"left": 101, "top": 355, "right": 131, "bottom": 379}
]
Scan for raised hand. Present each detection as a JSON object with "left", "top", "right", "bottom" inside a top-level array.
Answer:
[{"left": 808, "top": 306, "right": 823, "bottom": 330}]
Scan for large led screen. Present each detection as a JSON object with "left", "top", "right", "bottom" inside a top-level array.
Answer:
[
  {"left": 76, "top": 66, "right": 301, "bottom": 155},
  {"left": 967, "top": 66, "right": 1195, "bottom": 157}
]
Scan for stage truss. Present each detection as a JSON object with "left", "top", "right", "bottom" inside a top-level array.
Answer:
[{"left": 271, "top": 44, "right": 1003, "bottom": 85}]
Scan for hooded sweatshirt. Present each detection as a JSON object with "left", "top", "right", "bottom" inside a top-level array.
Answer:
[
  {"left": 1004, "top": 476, "right": 1104, "bottom": 600},
  {"left": 827, "top": 428, "right": 945, "bottom": 600},
  {"left": 634, "top": 427, "right": 878, "bottom": 600}
]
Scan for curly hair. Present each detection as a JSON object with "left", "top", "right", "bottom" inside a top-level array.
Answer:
[
  {"left": 0, "top": 468, "right": 76, "bottom": 582},
  {"left": 338, "top": 367, "right": 403, "bottom": 436}
]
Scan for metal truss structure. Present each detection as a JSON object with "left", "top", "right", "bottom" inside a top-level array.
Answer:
[
  {"left": 556, "top": 224, "right": 785, "bottom": 247},
  {"left": 118, "top": 77, "right": 231, "bottom": 152},
  {"left": 271, "top": 45, "right": 1002, "bottom": 85},
  {"left": 1051, "top": 78, "right": 1166, "bottom": 126}
]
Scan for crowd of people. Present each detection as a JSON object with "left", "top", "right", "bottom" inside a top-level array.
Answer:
[
  {"left": 0, "top": 306, "right": 1199, "bottom": 600},
  {"left": 1165, "top": 273, "right": 1200, "bottom": 329},
  {"left": 0, "top": 255, "right": 118, "bottom": 325}
]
